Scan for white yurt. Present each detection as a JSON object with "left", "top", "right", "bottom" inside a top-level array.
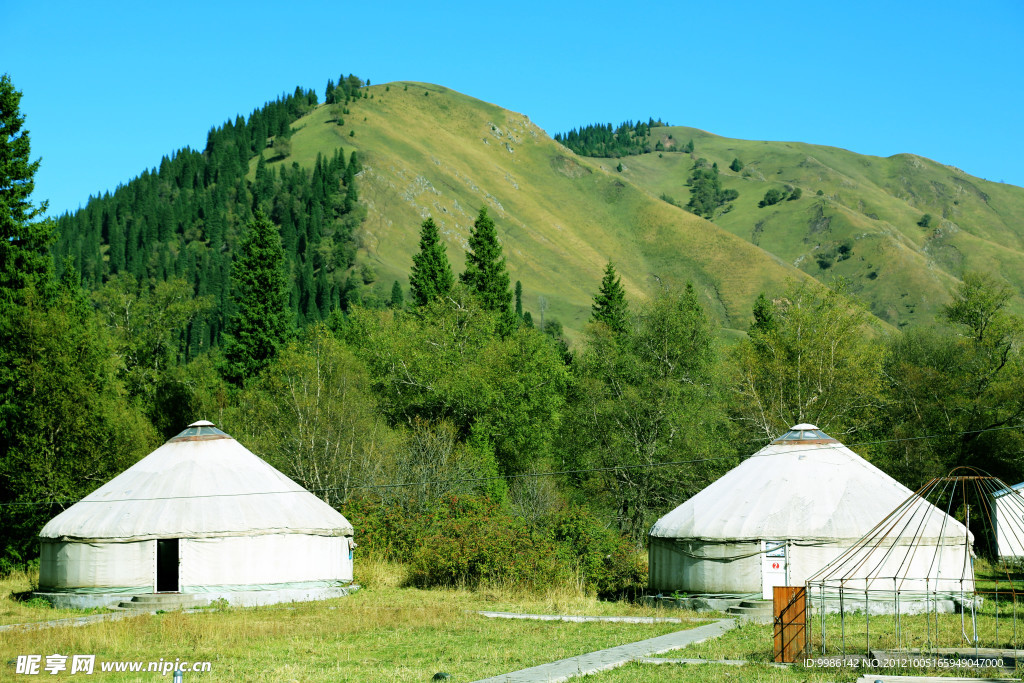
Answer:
[
  {"left": 36, "top": 421, "right": 355, "bottom": 608},
  {"left": 992, "top": 482, "right": 1024, "bottom": 559},
  {"left": 649, "top": 424, "right": 970, "bottom": 599}
]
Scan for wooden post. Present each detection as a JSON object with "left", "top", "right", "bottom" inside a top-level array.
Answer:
[{"left": 773, "top": 586, "right": 806, "bottom": 663}]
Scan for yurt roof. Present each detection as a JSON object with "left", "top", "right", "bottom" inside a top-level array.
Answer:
[
  {"left": 39, "top": 421, "right": 353, "bottom": 543},
  {"left": 992, "top": 481, "right": 1024, "bottom": 498},
  {"left": 650, "top": 424, "right": 961, "bottom": 543}
]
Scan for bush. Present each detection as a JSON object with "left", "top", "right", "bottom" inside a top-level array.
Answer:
[
  {"left": 347, "top": 494, "right": 645, "bottom": 597},
  {"left": 836, "top": 239, "right": 853, "bottom": 260},
  {"left": 759, "top": 188, "right": 787, "bottom": 207},
  {"left": 918, "top": 213, "right": 934, "bottom": 228},
  {"left": 729, "top": 158, "right": 744, "bottom": 172},
  {"left": 787, "top": 187, "right": 802, "bottom": 201}
]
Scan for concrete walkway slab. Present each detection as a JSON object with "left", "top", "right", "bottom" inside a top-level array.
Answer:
[
  {"left": 637, "top": 656, "right": 747, "bottom": 666},
  {"left": 471, "top": 618, "right": 735, "bottom": 683},
  {"left": 0, "top": 610, "right": 153, "bottom": 633}
]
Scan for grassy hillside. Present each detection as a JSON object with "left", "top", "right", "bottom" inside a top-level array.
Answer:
[
  {"left": 260, "top": 84, "right": 812, "bottom": 335},
  {"left": 608, "top": 127, "right": 1024, "bottom": 327},
  {"left": 255, "top": 83, "right": 1024, "bottom": 334}
]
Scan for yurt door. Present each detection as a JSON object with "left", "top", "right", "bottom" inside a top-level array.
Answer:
[
  {"left": 761, "top": 540, "right": 787, "bottom": 600},
  {"left": 156, "top": 539, "right": 179, "bottom": 592}
]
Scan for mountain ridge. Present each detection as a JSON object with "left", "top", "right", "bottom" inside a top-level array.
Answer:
[{"left": 54, "top": 79, "right": 1024, "bottom": 339}]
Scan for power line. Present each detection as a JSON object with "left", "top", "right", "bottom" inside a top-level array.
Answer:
[{"left": 2, "top": 424, "right": 1022, "bottom": 509}]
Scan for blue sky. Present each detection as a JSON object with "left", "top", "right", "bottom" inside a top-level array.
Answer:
[{"left": 4, "top": 0, "right": 1022, "bottom": 217}]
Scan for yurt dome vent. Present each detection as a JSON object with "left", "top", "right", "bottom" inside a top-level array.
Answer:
[
  {"left": 169, "top": 420, "right": 229, "bottom": 442},
  {"left": 770, "top": 423, "right": 837, "bottom": 445}
]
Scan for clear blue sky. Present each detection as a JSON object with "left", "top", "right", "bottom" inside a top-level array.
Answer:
[{"left": 4, "top": 0, "right": 1022, "bottom": 217}]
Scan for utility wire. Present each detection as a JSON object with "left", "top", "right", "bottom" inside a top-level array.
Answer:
[{"left": 2, "top": 424, "right": 1022, "bottom": 508}]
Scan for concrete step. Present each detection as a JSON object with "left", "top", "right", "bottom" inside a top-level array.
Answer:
[
  {"left": 737, "top": 600, "right": 772, "bottom": 610},
  {"left": 726, "top": 600, "right": 774, "bottom": 621},
  {"left": 116, "top": 594, "right": 209, "bottom": 610},
  {"left": 726, "top": 605, "right": 773, "bottom": 616}
]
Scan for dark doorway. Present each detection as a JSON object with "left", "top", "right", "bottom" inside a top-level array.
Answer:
[{"left": 156, "top": 539, "right": 179, "bottom": 592}]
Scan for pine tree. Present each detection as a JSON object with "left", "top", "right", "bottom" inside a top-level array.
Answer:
[
  {"left": 390, "top": 280, "right": 404, "bottom": 308},
  {"left": 221, "top": 210, "right": 290, "bottom": 386},
  {"left": 751, "top": 293, "right": 776, "bottom": 335},
  {"left": 590, "top": 261, "right": 629, "bottom": 333},
  {"left": 460, "top": 208, "right": 512, "bottom": 320},
  {"left": 316, "top": 263, "right": 330, "bottom": 319},
  {"left": 515, "top": 280, "right": 523, "bottom": 318},
  {"left": 409, "top": 218, "right": 454, "bottom": 306},
  {"left": 300, "top": 256, "right": 316, "bottom": 324},
  {"left": 0, "top": 74, "right": 53, "bottom": 301}
]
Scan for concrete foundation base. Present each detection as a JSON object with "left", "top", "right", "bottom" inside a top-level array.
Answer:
[
  {"left": 35, "top": 584, "right": 359, "bottom": 610},
  {"left": 807, "top": 592, "right": 975, "bottom": 615},
  {"left": 642, "top": 593, "right": 757, "bottom": 613}
]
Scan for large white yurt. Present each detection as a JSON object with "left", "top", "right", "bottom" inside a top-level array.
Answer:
[
  {"left": 649, "top": 424, "right": 970, "bottom": 599},
  {"left": 992, "top": 482, "right": 1024, "bottom": 559},
  {"left": 36, "top": 421, "right": 355, "bottom": 608}
]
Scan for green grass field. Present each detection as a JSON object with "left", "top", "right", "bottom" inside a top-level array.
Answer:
[
  {"left": 5, "top": 563, "right": 1022, "bottom": 681},
  {"left": 2, "top": 561, "right": 709, "bottom": 681}
]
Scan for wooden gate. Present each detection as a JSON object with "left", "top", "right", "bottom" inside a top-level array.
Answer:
[{"left": 773, "top": 586, "right": 806, "bottom": 663}]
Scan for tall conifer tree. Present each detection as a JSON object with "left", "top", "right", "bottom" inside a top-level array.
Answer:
[
  {"left": 409, "top": 217, "right": 454, "bottom": 306},
  {"left": 390, "top": 280, "right": 404, "bottom": 308},
  {"left": 0, "top": 74, "right": 52, "bottom": 301},
  {"left": 221, "top": 210, "right": 290, "bottom": 386},
  {"left": 460, "top": 208, "right": 512, "bottom": 321},
  {"left": 591, "top": 261, "right": 629, "bottom": 333}
]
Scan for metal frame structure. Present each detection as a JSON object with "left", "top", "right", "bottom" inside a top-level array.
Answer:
[{"left": 803, "top": 468, "right": 1024, "bottom": 659}]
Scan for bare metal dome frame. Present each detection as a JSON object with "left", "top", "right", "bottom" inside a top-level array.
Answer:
[{"left": 802, "top": 467, "right": 1024, "bottom": 663}]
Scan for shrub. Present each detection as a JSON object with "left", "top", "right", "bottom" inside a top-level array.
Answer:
[
  {"left": 406, "top": 497, "right": 563, "bottom": 589},
  {"left": 918, "top": 213, "right": 934, "bottom": 228},
  {"left": 836, "top": 239, "right": 853, "bottom": 260},
  {"left": 729, "top": 158, "right": 744, "bottom": 172},
  {"left": 787, "top": 187, "right": 802, "bottom": 201},
  {"left": 347, "top": 494, "right": 645, "bottom": 597},
  {"left": 759, "top": 188, "right": 787, "bottom": 208}
]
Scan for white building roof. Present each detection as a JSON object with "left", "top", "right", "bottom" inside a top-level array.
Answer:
[
  {"left": 39, "top": 422, "right": 353, "bottom": 542},
  {"left": 650, "top": 425, "right": 958, "bottom": 543}
]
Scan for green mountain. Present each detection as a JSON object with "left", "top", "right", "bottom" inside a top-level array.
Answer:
[
  {"left": 260, "top": 82, "right": 816, "bottom": 335},
  {"left": 55, "top": 81, "right": 1024, "bottom": 339},
  {"left": 574, "top": 125, "right": 1024, "bottom": 328}
]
